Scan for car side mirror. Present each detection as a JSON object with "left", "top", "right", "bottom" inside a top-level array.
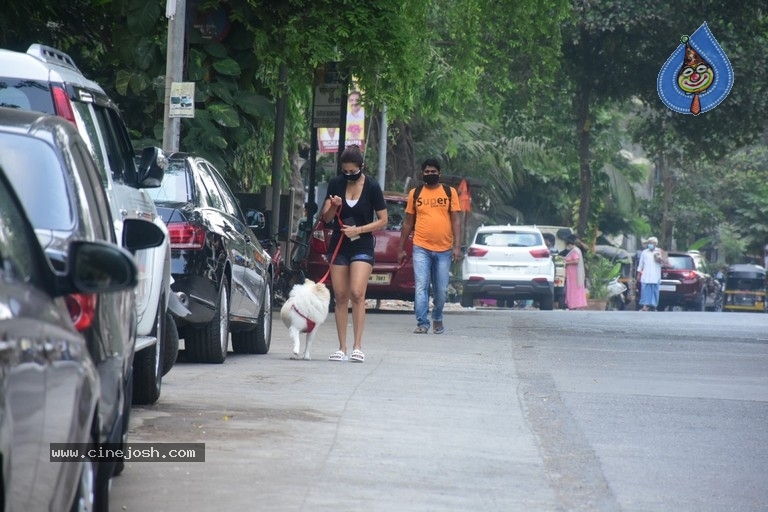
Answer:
[
  {"left": 68, "top": 240, "right": 138, "bottom": 293},
  {"left": 137, "top": 147, "right": 167, "bottom": 188},
  {"left": 246, "top": 209, "right": 266, "bottom": 230},
  {"left": 122, "top": 218, "right": 166, "bottom": 253}
]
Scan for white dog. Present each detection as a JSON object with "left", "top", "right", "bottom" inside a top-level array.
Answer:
[{"left": 279, "top": 279, "right": 331, "bottom": 360}]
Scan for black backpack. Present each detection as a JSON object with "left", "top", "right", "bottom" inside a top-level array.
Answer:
[{"left": 412, "top": 184, "right": 453, "bottom": 215}]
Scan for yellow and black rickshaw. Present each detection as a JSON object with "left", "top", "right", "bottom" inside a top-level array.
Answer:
[{"left": 723, "top": 264, "right": 766, "bottom": 313}]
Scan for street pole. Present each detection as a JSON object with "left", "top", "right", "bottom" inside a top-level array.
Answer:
[
  {"left": 377, "top": 102, "right": 387, "bottom": 190},
  {"left": 270, "top": 63, "right": 288, "bottom": 241},
  {"left": 163, "top": 0, "right": 185, "bottom": 153}
]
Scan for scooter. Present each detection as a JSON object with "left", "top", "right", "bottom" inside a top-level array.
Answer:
[{"left": 606, "top": 277, "right": 628, "bottom": 310}]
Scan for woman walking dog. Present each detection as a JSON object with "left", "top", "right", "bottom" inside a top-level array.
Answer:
[{"left": 320, "top": 146, "right": 387, "bottom": 363}]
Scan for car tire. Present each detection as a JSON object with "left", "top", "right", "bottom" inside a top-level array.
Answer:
[
  {"left": 538, "top": 292, "right": 554, "bottom": 311},
  {"left": 460, "top": 292, "right": 474, "bottom": 308},
  {"left": 186, "top": 276, "right": 229, "bottom": 364},
  {"left": 162, "top": 311, "right": 179, "bottom": 376},
  {"left": 232, "top": 280, "right": 272, "bottom": 354},
  {"left": 70, "top": 450, "right": 95, "bottom": 512},
  {"left": 132, "top": 293, "right": 165, "bottom": 405}
]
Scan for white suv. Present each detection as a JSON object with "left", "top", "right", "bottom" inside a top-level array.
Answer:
[
  {"left": 0, "top": 44, "right": 176, "bottom": 405},
  {"left": 461, "top": 225, "right": 555, "bottom": 309}
]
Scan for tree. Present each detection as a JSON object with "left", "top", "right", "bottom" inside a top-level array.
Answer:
[{"left": 563, "top": 0, "right": 768, "bottom": 241}]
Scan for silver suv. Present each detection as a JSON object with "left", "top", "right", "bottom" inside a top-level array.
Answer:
[
  {"left": 0, "top": 44, "right": 176, "bottom": 405},
  {"left": 461, "top": 225, "right": 555, "bottom": 309}
]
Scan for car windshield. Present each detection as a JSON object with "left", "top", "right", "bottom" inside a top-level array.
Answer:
[
  {"left": 0, "top": 132, "right": 73, "bottom": 230},
  {"left": 666, "top": 255, "right": 694, "bottom": 270},
  {"left": 476, "top": 231, "right": 540, "bottom": 247},
  {"left": 147, "top": 160, "right": 191, "bottom": 203}
]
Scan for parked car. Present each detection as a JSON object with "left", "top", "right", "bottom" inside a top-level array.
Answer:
[
  {"left": 0, "top": 162, "right": 139, "bottom": 512},
  {"left": 146, "top": 153, "right": 274, "bottom": 363},
  {"left": 0, "top": 43, "right": 175, "bottom": 405},
  {"left": 652, "top": 250, "right": 715, "bottom": 311},
  {"left": 0, "top": 107, "right": 165, "bottom": 507},
  {"left": 461, "top": 225, "right": 555, "bottom": 309},
  {"left": 306, "top": 192, "right": 415, "bottom": 307}
]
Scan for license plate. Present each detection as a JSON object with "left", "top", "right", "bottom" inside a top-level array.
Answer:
[
  {"left": 368, "top": 273, "right": 391, "bottom": 285},
  {"left": 493, "top": 266, "right": 524, "bottom": 273},
  {"left": 660, "top": 284, "right": 676, "bottom": 292}
]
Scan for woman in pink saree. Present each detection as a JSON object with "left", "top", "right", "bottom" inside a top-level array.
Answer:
[{"left": 564, "top": 235, "right": 588, "bottom": 309}]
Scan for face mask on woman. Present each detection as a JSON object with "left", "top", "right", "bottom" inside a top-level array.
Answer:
[{"left": 345, "top": 169, "right": 362, "bottom": 182}]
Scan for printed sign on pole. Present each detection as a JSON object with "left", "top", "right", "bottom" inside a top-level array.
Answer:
[{"left": 169, "top": 82, "right": 195, "bottom": 118}]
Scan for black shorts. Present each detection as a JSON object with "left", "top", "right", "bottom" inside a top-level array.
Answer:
[{"left": 330, "top": 250, "right": 374, "bottom": 266}]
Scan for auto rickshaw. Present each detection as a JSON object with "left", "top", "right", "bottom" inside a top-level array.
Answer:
[{"left": 722, "top": 264, "right": 766, "bottom": 312}]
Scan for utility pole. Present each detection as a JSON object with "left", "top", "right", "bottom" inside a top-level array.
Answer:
[
  {"left": 377, "top": 102, "right": 387, "bottom": 190},
  {"left": 270, "top": 63, "right": 288, "bottom": 241},
  {"left": 163, "top": 0, "right": 186, "bottom": 153}
]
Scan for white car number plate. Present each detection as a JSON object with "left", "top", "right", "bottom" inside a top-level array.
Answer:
[
  {"left": 368, "top": 273, "right": 391, "bottom": 285},
  {"left": 493, "top": 266, "right": 524, "bottom": 273},
  {"left": 660, "top": 284, "right": 676, "bottom": 292}
]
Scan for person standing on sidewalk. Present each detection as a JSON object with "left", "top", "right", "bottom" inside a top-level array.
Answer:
[
  {"left": 397, "top": 158, "right": 462, "bottom": 334},
  {"left": 636, "top": 236, "right": 665, "bottom": 311},
  {"left": 563, "top": 234, "right": 588, "bottom": 310}
]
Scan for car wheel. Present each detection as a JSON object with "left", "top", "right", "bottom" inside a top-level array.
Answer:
[
  {"left": 162, "top": 311, "right": 179, "bottom": 376},
  {"left": 232, "top": 280, "right": 272, "bottom": 354},
  {"left": 460, "top": 292, "right": 474, "bottom": 308},
  {"left": 70, "top": 451, "right": 95, "bottom": 512},
  {"left": 538, "top": 292, "right": 554, "bottom": 311},
  {"left": 132, "top": 293, "right": 165, "bottom": 405},
  {"left": 186, "top": 276, "right": 229, "bottom": 364}
]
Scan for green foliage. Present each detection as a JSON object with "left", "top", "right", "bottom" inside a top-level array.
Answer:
[{"left": 584, "top": 253, "right": 621, "bottom": 300}]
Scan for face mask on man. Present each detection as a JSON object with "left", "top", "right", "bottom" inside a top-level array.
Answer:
[
  {"left": 647, "top": 243, "right": 655, "bottom": 250},
  {"left": 345, "top": 169, "right": 362, "bottom": 182},
  {"left": 423, "top": 173, "right": 439, "bottom": 185}
]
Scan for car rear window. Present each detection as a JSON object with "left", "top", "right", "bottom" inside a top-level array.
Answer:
[
  {"left": 147, "top": 160, "right": 191, "bottom": 203},
  {"left": 0, "top": 78, "right": 56, "bottom": 114},
  {"left": 476, "top": 231, "right": 541, "bottom": 247},
  {"left": 0, "top": 133, "right": 73, "bottom": 230},
  {"left": 666, "top": 256, "right": 694, "bottom": 270}
]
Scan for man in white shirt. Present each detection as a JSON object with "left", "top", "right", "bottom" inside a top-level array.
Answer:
[{"left": 637, "top": 236, "right": 664, "bottom": 311}]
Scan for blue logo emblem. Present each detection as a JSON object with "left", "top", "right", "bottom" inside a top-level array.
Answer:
[{"left": 657, "top": 22, "right": 734, "bottom": 115}]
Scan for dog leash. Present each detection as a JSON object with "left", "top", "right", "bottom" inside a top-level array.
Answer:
[{"left": 318, "top": 210, "right": 346, "bottom": 285}]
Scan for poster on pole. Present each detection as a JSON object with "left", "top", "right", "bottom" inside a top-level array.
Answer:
[
  {"left": 317, "top": 80, "right": 365, "bottom": 154},
  {"left": 169, "top": 82, "right": 195, "bottom": 118}
]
